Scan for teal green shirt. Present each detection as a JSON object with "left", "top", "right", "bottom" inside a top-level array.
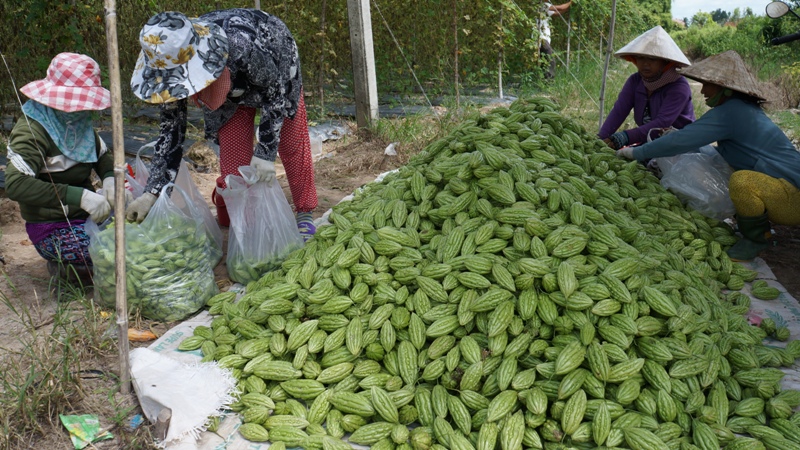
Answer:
[{"left": 632, "top": 98, "right": 800, "bottom": 188}]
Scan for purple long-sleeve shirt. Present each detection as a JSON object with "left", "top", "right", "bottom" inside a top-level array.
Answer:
[{"left": 599, "top": 72, "right": 695, "bottom": 145}]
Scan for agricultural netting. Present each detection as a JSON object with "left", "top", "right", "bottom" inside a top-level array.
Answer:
[{"left": 181, "top": 97, "right": 799, "bottom": 449}]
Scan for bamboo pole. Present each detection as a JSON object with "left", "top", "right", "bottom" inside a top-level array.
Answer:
[
  {"left": 103, "top": 0, "right": 131, "bottom": 394},
  {"left": 598, "top": 0, "right": 617, "bottom": 129}
]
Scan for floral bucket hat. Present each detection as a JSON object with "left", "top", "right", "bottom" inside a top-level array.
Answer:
[
  {"left": 615, "top": 26, "right": 691, "bottom": 67},
  {"left": 131, "top": 11, "right": 229, "bottom": 104},
  {"left": 678, "top": 50, "right": 766, "bottom": 102},
  {"left": 20, "top": 52, "right": 111, "bottom": 112}
]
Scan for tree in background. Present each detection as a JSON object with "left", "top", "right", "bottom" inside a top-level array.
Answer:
[
  {"left": 731, "top": 8, "right": 742, "bottom": 23},
  {"left": 690, "top": 12, "right": 713, "bottom": 28},
  {"left": 637, "top": 0, "right": 673, "bottom": 30},
  {"left": 711, "top": 9, "right": 730, "bottom": 25}
]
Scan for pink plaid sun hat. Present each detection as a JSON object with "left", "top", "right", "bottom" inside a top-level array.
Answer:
[{"left": 20, "top": 52, "right": 111, "bottom": 112}]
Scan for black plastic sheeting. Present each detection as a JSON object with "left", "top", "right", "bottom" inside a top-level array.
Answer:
[
  {"left": 0, "top": 94, "right": 513, "bottom": 189},
  {"left": 0, "top": 154, "right": 6, "bottom": 189},
  {"left": 1, "top": 120, "right": 350, "bottom": 188}
]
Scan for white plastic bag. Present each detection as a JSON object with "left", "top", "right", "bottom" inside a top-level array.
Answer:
[
  {"left": 656, "top": 145, "right": 736, "bottom": 221},
  {"left": 88, "top": 183, "right": 218, "bottom": 322},
  {"left": 218, "top": 167, "right": 304, "bottom": 284},
  {"left": 125, "top": 142, "right": 153, "bottom": 199}
]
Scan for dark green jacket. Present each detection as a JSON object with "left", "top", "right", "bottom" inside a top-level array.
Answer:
[{"left": 5, "top": 117, "right": 114, "bottom": 223}]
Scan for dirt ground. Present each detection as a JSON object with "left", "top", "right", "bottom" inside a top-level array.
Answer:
[
  {"left": 1, "top": 121, "right": 800, "bottom": 448},
  {"left": 760, "top": 224, "right": 800, "bottom": 297}
]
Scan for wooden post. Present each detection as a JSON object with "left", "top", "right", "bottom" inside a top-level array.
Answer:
[
  {"left": 103, "top": 0, "right": 131, "bottom": 394},
  {"left": 347, "top": 0, "right": 378, "bottom": 128},
  {"left": 599, "top": 0, "right": 618, "bottom": 129}
]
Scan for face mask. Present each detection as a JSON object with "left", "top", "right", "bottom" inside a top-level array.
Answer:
[{"left": 706, "top": 88, "right": 732, "bottom": 107}]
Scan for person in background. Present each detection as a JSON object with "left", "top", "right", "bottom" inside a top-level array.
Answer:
[
  {"left": 5, "top": 52, "right": 123, "bottom": 282},
  {"left": 616, "top": 50, "right": 800, "bottom": 262},
  {"left": 537, "top": 0, "right": 572, "bottom": 79},
  {"left": 599, "top": 26, "right": 695, "bottom": 151},
  {"left": 128, "top": 9, "right": 318, "bottom": 241}
]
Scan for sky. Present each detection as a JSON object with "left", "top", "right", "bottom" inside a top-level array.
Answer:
[{"left": 672, "top": 0, "right": 772, "bottom": 21}]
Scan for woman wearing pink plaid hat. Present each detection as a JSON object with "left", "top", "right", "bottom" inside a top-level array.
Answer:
[
  {"left": 5, "top": 52, "right": 126, "bottom": 284},
  {"left": 128, "top": 9, "right": 318, "bottom": 242}
]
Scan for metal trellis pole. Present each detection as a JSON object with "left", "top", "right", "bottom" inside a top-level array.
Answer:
[
  {"left": 599, "top": 0, "right": 617, "bottom": 129},
  {"left": 566, "top": 13, "right": 571, "bottom": 71},
  {"left": 498, "top": 9, "right": 504, "bottom": 99}
]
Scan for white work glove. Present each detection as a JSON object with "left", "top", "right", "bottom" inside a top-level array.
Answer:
[
  {"left": 616, "top": 146, "right": 636, "bottom": 160},
  {"left": 80, "top": 189, "right": 111, "bottom": 223},
  {"left": 250, "top": 156, "right": 276, "bottom": 185},
  {"left": 126, "top": 193, "right": 157, "bottom": 223},
  {"left": 101, "top": 177, "right": 133, "bottom": 209}
]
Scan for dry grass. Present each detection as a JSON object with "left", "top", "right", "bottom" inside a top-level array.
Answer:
[{"left": 0, "top": 286, "right": 157, "bottom": 449}]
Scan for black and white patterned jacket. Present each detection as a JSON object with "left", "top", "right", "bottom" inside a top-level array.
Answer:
[{"left": 144, "top": 8, "right": 303, "bottom": 195}]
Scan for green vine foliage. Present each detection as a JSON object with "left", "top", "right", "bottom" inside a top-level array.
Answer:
[{"left": 0, "top": 0, "right": 786, "bottom": 117}]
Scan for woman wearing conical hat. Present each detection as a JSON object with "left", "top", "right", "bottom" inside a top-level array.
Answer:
[
  {"left": 617, "top": 50, "right": 800, "bottom": 262},
  {"left": 599, "top": 26, "right": 695, "bottom": 150}
]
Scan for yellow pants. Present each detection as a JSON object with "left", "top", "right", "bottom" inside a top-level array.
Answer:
[{"left": 729, "top": 170, "right": 800, "bottom": 225}]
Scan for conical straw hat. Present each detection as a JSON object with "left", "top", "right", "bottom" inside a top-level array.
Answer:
[
  {"left": 678, "top": 50, "right": 766, "bottom": 101},
  {"left": 615, "top": 26, "right": 691, "bottom": 67}
]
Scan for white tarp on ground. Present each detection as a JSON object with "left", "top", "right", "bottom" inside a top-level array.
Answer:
[
  {"left": 144, "top": 309, "right": 368, "bottom": 450},
  {"left": 139, "top": 253, "right": 800, "bottom": 449}
]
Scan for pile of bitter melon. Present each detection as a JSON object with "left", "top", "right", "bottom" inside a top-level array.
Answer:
[{"left": 181, "top": 97, "right": 797, "bottom": 450}]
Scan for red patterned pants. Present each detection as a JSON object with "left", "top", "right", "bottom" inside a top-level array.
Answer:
[{"left": 215, "top": 93, "right": 318, "bottom": 213}]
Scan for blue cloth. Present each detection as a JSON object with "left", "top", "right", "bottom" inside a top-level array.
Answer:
[
  {"left": 632, "top": 98, "right": 800, "bottom": 189},
  {"left": 608, "top": 131, "right": 629, "bottom": 150},
  {"left": 21, "top": 101, "right": 97, "bottom": 163}
]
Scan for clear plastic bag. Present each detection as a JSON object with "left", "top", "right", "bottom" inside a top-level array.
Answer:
[
  {"left": 656, "top": 145, "right": 736, "bottom": 221},
  {"left": 218, "top": 167, "right": 304, "bottom": 284},
  {"left": 88, "top": 183, "right": 218, "bottom": 322},
  {"left": 174, "top": 160, "right": 223, "bottom": 265},
  {"left": 125, "top": 142, "right": 153, "bottom": 199},
  {"left": 125, "top": 154, "right": 222, "bottom": 264}
]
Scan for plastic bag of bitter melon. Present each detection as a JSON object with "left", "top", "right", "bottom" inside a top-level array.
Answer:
[
  {"left": 173, "top": 160, "right": 223, "bottom": 265},
  {"left": 218, "top": 166, "right": 304, "bottom": 284},
  {"left": 87, "top": 183, "right": 218, "bottom": 322}
]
